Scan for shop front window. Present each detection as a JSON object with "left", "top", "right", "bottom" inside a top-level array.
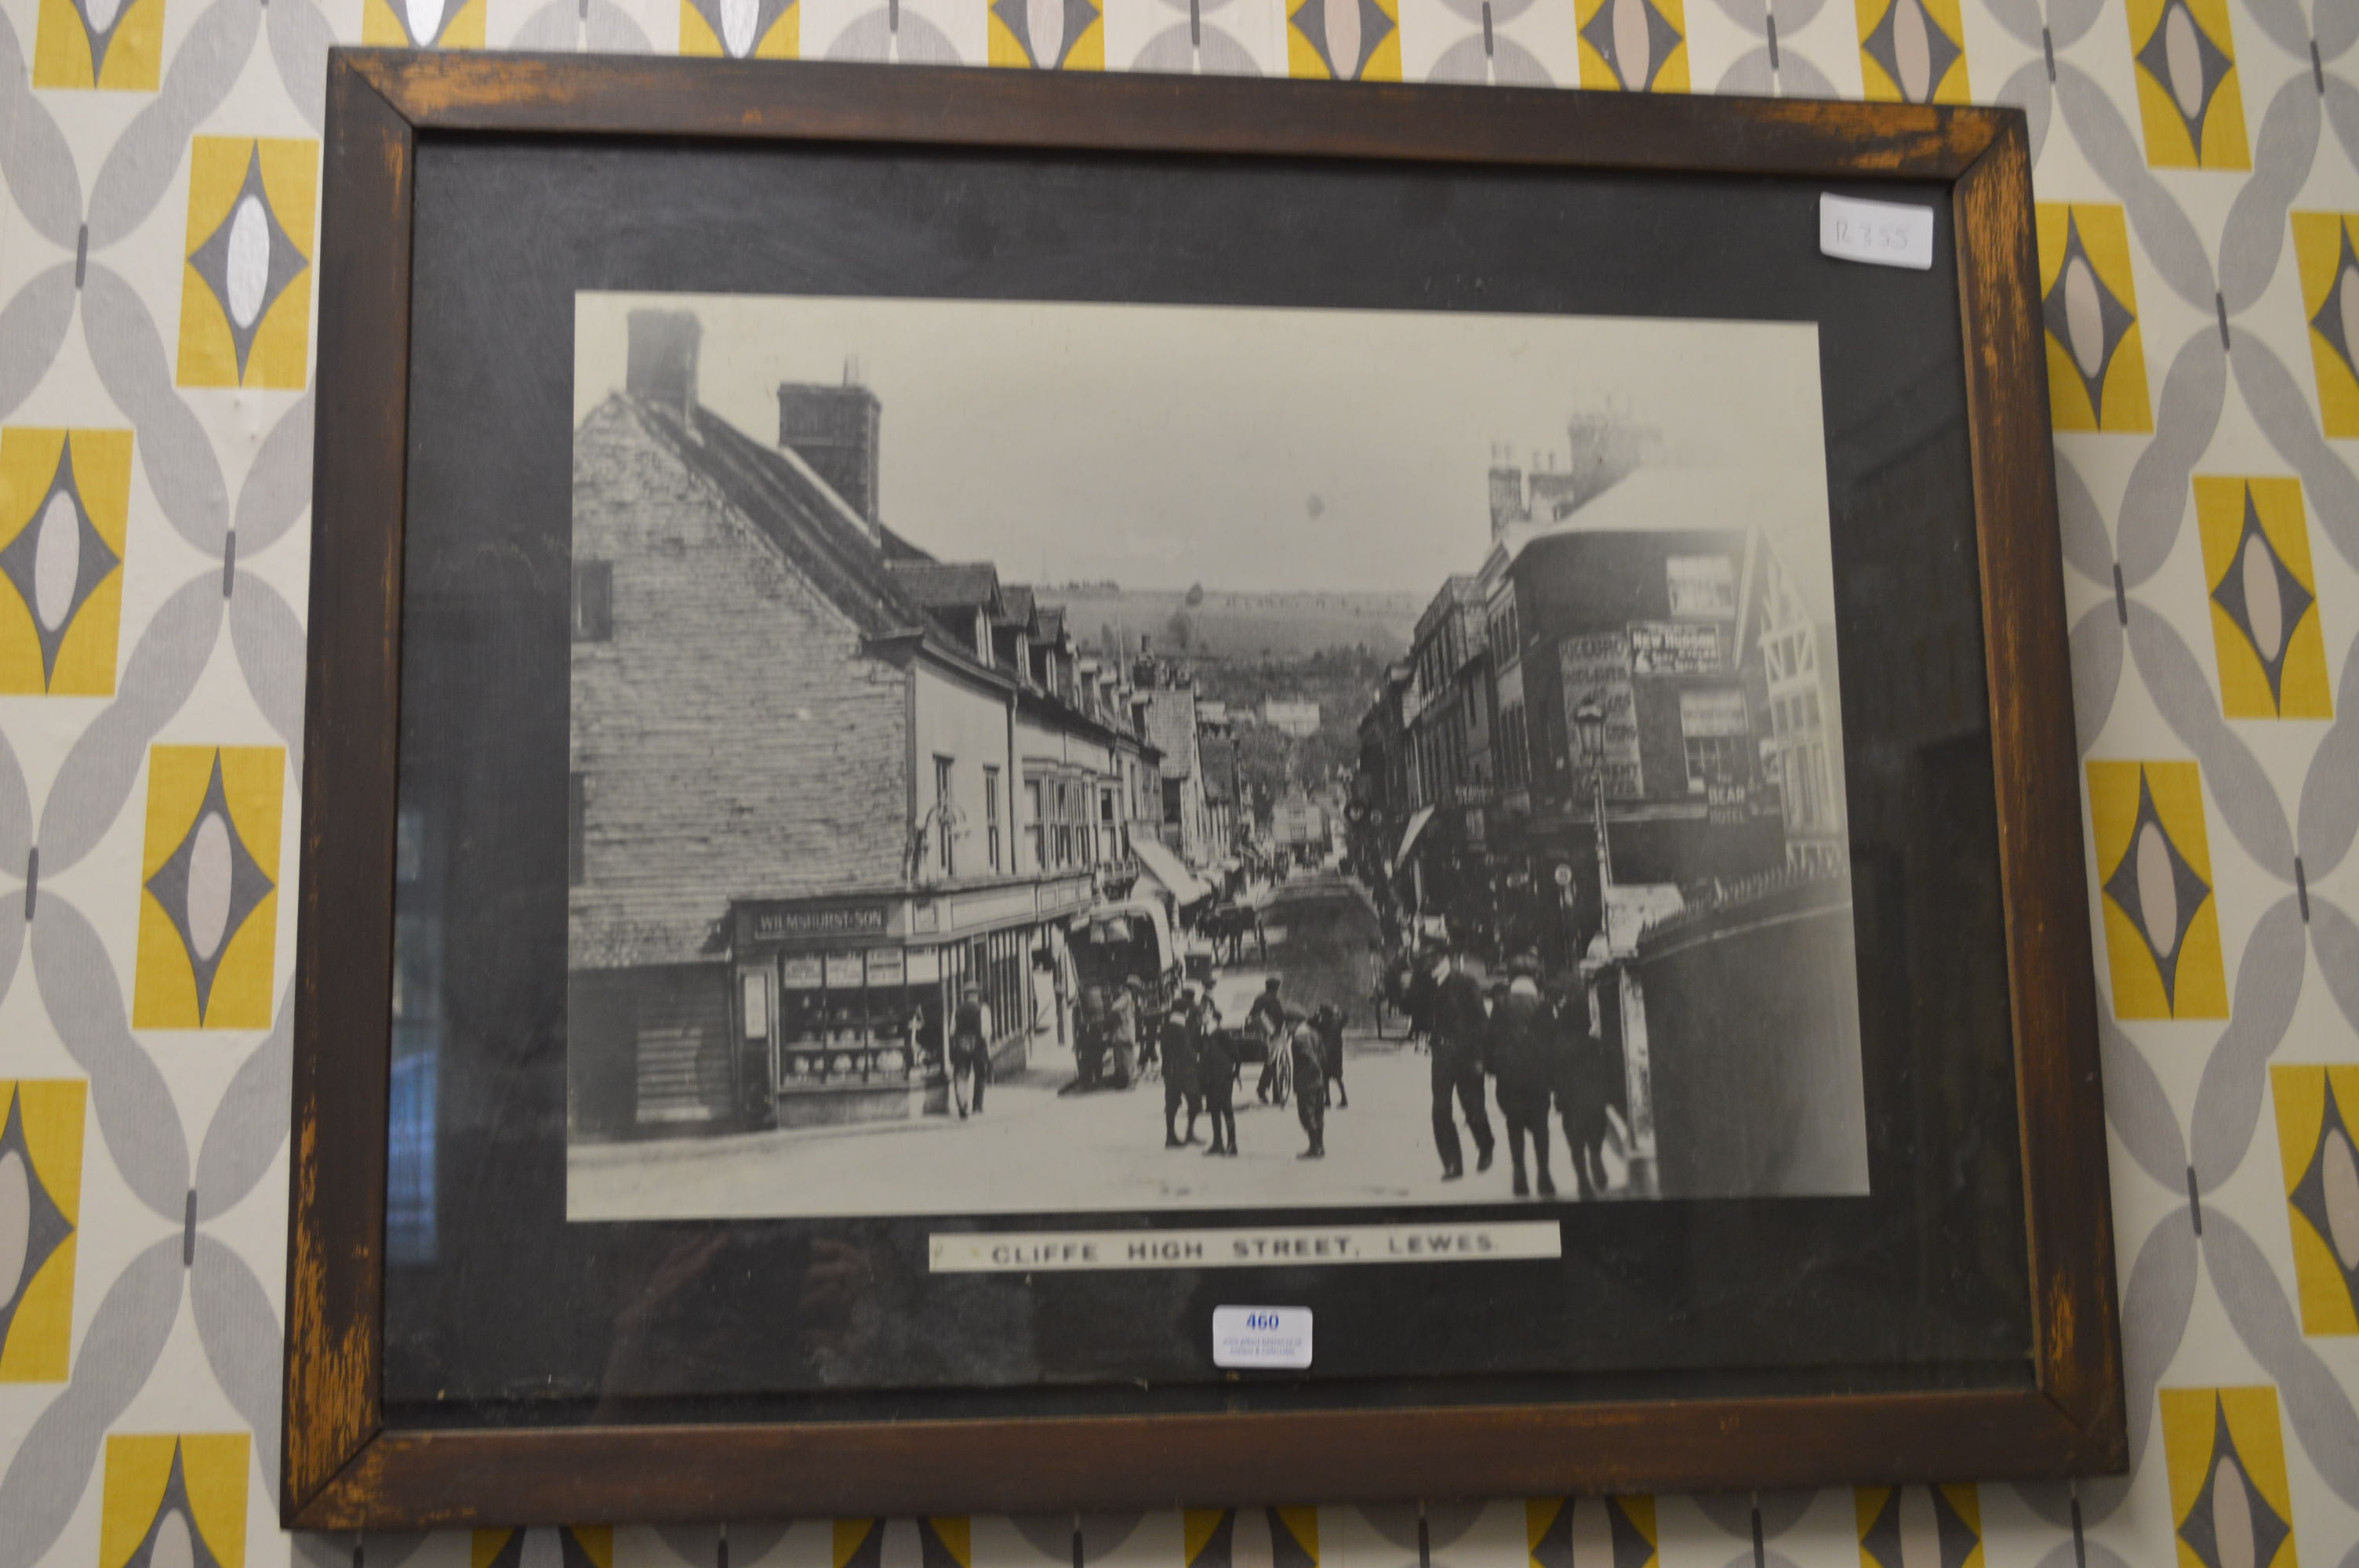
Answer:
[
  {"left": 967, "top": 927, "right": 1029, "bottom": 1045},
  {"left": 1679, "top": 687, "right": 1750, "bottom": 794},
  {"left": 773, "top": 948, "right": 921, "bottom": 1088}
]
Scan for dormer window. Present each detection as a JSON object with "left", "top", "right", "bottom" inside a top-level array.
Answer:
[{"left": 976, "top": 610, "right": 990, "bottom": 662}]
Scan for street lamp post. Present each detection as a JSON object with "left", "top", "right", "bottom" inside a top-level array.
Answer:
[
  {"left": 1571, "top": 696, "right": 1613, "bottom": 924},
  {"left": 1572, "top": 695, "right": 1656, "bottom": 1197}
]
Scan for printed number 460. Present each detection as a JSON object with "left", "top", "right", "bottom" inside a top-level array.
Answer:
[{"left": 1245, "top": 1312, "right": 1281, "bottom": 1330}]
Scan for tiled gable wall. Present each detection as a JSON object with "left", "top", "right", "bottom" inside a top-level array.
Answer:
[{"left": 572, "top": 395, "right": 913, "bottom": 963}]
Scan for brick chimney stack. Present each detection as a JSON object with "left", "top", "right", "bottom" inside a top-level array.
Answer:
[
  {"left": 626, "top": 310, "right": 701, "bottom": 423},
  {"left": 1561, "top": 412, "right": 1659, "bottom": 506},
  {"left": 1488, "top": 443, "right": 1528, "bottom": 538},
  {"left": 1525, "top": 413, "right": 1665, "bottom": 523},
  {"left": 778, "top": 376, "right": 884, "bottom": 541}
]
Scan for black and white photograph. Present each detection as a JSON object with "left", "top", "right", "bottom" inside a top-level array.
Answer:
[{"left": 562, "top": 291, "right": 1870, "bottom": 1222}]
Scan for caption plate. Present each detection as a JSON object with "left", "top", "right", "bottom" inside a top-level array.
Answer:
[{"left": 929, "top": 1220, "right": 1562, "bottom": 1272}]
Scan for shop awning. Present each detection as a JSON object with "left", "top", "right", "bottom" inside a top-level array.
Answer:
[
  {"left": 1132, "top": 838, "right": 1215, "bottom": 906},
  {"left": 1393, "top": 806, "right": 1438, "bottom": 875}
]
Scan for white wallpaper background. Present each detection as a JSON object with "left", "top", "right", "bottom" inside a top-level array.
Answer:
[{"left": 2, "top": 0, "right": 2357, "bottom": 1565}]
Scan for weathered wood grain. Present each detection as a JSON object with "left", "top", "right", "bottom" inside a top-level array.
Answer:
[
  {"left": 1952, "top": 116, "right": 2125, "bottom": 1462},
  {"left": 285, "top": 52, "right": 412, "bottom": 1519},
  {"left": 286, "top": 52, "right": 2124, "bottom": 1527}
]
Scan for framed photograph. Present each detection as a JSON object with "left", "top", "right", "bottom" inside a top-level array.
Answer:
[{"left": 285, "top": 49, "right": 2124, "bottom": 1527}]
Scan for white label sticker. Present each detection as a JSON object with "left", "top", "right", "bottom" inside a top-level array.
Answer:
[
  {"left": 1213, "top": 1305, "right": 1313, "bottom": 1369},
  {"left": 1819, "top": 194, "right": 1936, "bottom": 270}
]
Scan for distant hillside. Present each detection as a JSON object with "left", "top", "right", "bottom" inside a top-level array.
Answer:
[{"left": 1043, "top": 586, "right": 1423, "bottom": 662}]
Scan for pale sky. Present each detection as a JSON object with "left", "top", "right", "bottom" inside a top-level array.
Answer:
[{"left": 576, "top": 292, "right": 1834, "bottom": 610}]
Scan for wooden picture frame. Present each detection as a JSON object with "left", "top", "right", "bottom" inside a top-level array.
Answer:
[{"left": 285, "top": 48, "right": 2122, "bottom": 1528}]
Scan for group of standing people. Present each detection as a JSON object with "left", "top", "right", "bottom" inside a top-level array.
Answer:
[
  {"left": 1155, "top": 982, "right": 1234, "bottom": 1156},
  {"left": 1043, "top": 928, "right": 1619, "bottom": 1198},
  {"left": 1156, "top": 978, "right": 1347, "bottom": 1160},
  {"left": 1399, "top": 941, "right": 1619, "bottom": 1199}
]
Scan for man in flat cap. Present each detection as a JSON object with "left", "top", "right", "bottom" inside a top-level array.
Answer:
[
  {"left": 951, "top": 982, "right": 991, "bottom": 1119},
  {"left": 1427, "top": 940, "right": 1496, "bottom": 1181}
]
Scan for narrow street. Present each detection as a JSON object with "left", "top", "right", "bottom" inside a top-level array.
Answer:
[{"left": 572, "top": 868, "right": 1621, "bottom": 1221}]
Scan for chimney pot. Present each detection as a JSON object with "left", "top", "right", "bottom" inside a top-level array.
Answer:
[
  {"left": 626, "top": 310, "right": 701, "bottom": 422},
  {"left": 778, "top": 380, "right": 885, "bottom": 543},
  {"left": 1488, "top": 454, "right": 1528, "bottom": 539}
]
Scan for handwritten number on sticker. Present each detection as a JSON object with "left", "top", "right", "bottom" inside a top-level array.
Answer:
[{"left": 1819, "top": 194, "right": 1936, "bottom": 271}]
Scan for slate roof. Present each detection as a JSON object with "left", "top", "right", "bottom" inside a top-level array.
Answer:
[
  {"left": 1141, "top": 688, "right": 1199, "bottom": 779},
  {"left": 609, "top": 393, "right": 1002, "bottom": 685},
  {"left": 1414, "top": 573, "right": 1488, "bottom": 646},
  {"left": 888, "top": 560, "right": 1004, "bottom": 614}
]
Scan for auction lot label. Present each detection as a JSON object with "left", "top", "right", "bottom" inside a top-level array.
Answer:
[
  {"left": 929, "top": 1221, "right": 1561, "bottom": 1272},
  {"left": 1214, "top": 1306, "right": 1314, "bottom": 1368}
]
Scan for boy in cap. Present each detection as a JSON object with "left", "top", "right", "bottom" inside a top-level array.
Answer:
[
  {"left": 1198, "top": 1006, "right": 1241, "bottom": 1157},
  {"left": 1403, "top": 939, "right": 1443, "bottom": 1045},
  {"left": 1488, "top": 956, "right": 1555, "bottom": 1197},
  {"left": 1249, "top": 978, "right": 1289, "bottom": 1106},
  {"left": 1161, "top": 985, "right": 1203, "bottom": 1147},
  {"left": 1553, "top": 981, "right": 1613, "bottom": 1199},
  {"left": 1288, "top": 1009, "right": 1329, "bottom": 1159},
  {"left": 1310, "top": 1003, "right": 1348, "bottom": 1109}
]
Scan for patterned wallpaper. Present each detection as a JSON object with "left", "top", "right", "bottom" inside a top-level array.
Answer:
[{"left": 0, "top": 0, "right": 2355, "bottom": 1561}]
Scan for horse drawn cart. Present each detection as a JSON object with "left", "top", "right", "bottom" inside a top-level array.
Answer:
[{"left": 1065, "top": 898, "right": 1183, "bottom": 1091}]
